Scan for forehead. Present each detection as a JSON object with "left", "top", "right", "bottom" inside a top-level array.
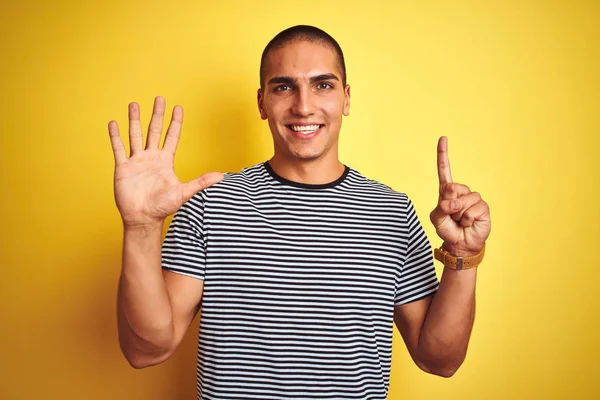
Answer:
[{"left": 265, "top": 41, "right": 341, "bottom": 81}]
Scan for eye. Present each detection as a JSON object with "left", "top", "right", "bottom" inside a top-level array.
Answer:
[
  {"left": 316, "top": 82, "right": 333, "bottom": 90},
  {"left": 274, "top": 84, "right": 293, "bottom": 92}
]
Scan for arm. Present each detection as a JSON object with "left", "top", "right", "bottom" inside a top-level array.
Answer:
[
  {"left": 117, "top": 223, "right": 204, "bottom": 368},
  {"left": 394, "top": 266, "right": 476, "bottom": 377},
  {"left": 394, "top": 136, "right": 490, "bottom": 377},
  {"left": 108, "top": 97, "right": 223, "bottom": 368}
]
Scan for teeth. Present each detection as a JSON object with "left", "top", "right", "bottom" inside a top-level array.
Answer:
[{"left": 290, "top": 124, "right": 320, "bottom": 133}]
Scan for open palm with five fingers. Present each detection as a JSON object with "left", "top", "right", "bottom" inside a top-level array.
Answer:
[
  {"left": 108, "top": 96, "right": 224, "bottom": 227},
  {"left": 429, "top": 136, "right": 491, "bottom": 257}
]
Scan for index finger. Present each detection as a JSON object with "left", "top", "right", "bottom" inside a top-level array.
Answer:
[
  {"left": 162, "top": 105, "right": 184, "bottom": 155},
  {"left": 437, "top": 136, "right": 453, "bottom": 184}
]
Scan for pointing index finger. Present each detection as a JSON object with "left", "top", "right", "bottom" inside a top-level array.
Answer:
[{"left": 437, "top": 136, "right": 453, "bottom": 184}]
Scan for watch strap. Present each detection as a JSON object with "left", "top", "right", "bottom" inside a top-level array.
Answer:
[{"left": 434, "top": 243, "right": 485, "bottom": 270}]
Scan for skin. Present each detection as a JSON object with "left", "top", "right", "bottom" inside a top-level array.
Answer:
[
  {"left": 258, "top": 40, "right": 350, "bottom": 184},
  {"left": 109, "top": 39, "right": 491, "bottom": 376},
  {"left": 109, "top": 99, "right": 220, "bottom": 367},
  {"left": 395, "top": 136, "right": 491, "bottom": 377}
]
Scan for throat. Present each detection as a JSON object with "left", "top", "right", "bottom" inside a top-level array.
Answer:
[{"left": 267, "top": 156, "right": 345, "bottom": 185}]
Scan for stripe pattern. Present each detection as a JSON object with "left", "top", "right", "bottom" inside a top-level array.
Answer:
[{"left": 162, "top": 162, "right": 439, "bottom": 400}]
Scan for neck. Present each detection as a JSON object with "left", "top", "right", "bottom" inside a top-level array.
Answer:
[{"left": 268, "top": 155, "right": 345, "bottom": 185}]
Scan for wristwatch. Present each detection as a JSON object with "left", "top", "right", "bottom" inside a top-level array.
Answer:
[{"left": 434, "top": 243, "right": 485, "bottom": 270}]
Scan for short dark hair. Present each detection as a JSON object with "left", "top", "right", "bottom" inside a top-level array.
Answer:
[{"left": 259, "top": 25, "right": 347, "bottom": 89}]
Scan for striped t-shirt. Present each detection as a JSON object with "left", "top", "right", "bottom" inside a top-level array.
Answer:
[{"left": 162, "top": 162, "right": 439, "bottom": 400}]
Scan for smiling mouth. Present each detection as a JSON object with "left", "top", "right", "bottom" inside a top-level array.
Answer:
[{"left": 286, "top": 124, "right": 324, "bottom": 134}]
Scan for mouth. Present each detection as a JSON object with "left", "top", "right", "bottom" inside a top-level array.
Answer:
[{"left": 286, "top": 124, "right": 324, "bottom": 139}]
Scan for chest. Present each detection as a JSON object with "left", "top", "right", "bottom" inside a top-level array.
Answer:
[{"left": 201, "top": 193, "right": 408, "bottom": 307}]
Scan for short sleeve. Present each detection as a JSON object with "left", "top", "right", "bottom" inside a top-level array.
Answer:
[
  {"left": 161, "top": 191, "right": 207, "bottom": 280},
  {"left": 395, "top": 198, "right": 439, "bottom": 305}
]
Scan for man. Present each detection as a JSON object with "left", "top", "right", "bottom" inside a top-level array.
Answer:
[{"left": 108, "top": 25, "right": 490, "bottom": 399}]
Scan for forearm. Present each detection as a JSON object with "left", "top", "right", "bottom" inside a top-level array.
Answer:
[
  {"left": 416, "top": 266, "right": 477, "bottom": 377},
  {"left": 117, "top": 222, "right": 174, "bottom": 367}
]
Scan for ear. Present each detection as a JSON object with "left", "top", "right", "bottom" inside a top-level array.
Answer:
[
  {"left": 257, "top": 89, "right": 268, "bottom": 120},
  {"left": 343, "top": 84, "right": 351, "bottom": 116}
]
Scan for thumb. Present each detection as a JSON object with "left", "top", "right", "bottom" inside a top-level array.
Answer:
[
  {"left": 181, "top": 172, "right": 225, "bottom": 202},
  {"left": 430, "top": 199, "right": 461, "bottom": 225}
]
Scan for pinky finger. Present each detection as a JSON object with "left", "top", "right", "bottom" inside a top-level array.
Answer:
[{"left": 108, "top": 120, "right": 127, "bottom": 165}]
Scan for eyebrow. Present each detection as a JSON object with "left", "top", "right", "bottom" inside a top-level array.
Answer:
[{"left": 267, "top": 73, "right": 340, "bottom": 86}]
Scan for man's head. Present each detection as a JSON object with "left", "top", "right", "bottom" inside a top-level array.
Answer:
[
  {"left": 259, "top": 25, "right": 347, "bottom": 90},
  {"left": 258, "top": 26, "right": 350, "bottom": 165}
]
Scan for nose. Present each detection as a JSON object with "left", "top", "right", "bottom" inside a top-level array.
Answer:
[{"left": 291, "top": 86, "right": 316, "bottom": 117}]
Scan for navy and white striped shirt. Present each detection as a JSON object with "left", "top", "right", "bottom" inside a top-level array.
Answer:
[{"left": 162, "top": 162, "right": 439, "bottom": 399}]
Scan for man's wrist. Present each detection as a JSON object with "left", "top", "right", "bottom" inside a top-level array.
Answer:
[
  {"left": 123, "top": 222, "right": 165, "bottom": 248},
  {"left": 123, "top": 220, "right": 165, "bottom": 234},
  {"left": 435, "top": 242, "right": 486, "bottom": 270},
  {"left": 442, "top": 243, "right": 483, "bottom": 258}
]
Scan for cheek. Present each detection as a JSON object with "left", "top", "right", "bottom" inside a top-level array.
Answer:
[
  {"left": 268, "top": 101, "right": 291, "bottom": 121},
  {"left": 323, "top": 95, "right": 346, "bottom": 114},
  {"left": 323, "top": 103, "right": 344, "bottom": 121}
]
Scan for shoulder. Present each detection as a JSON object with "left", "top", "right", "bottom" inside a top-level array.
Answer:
[
  {"left": 177, "top": 163, "right": 271, "bottom": 216},
  {"left": 343, "top": 166, "right": 412, "bottom": 207},
  {"left": 221, "top": 163, "right": 270, "bottom": 187},
  {"left": 195, "top": 163, "right": 273, "bottom": 202}
]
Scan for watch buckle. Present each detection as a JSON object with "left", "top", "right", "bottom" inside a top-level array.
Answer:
[{"left": 456, "top": 256, "right": 463, "bottom": 270}]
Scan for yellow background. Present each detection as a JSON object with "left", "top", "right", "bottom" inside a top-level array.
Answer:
[{"left": 1, "top": 0, "right": 599, "bottom": 399}]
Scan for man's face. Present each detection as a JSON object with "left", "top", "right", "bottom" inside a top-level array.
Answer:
[{"left": 258, "top": 40, "right": 350, "bottom": 164}]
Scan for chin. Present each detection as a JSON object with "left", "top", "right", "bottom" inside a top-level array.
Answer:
[{"left": 287, "top": 146, "right": 326, "bottom": 161}]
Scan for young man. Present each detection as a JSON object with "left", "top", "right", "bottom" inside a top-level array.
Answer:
[{"left": 108, "top": 25, "right": 490, "bottom": 399}]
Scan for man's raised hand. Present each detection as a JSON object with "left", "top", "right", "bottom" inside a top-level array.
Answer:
[
  {"left": 108, "top": 96, "right": 223, "bottom": 227},
  {"left": 429, "top": 136, "right": 491, "bottom": 256}
]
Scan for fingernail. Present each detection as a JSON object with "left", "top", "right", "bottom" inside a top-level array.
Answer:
[{"left": 452, "top": 200, "right": 460, "bottom": 210}]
